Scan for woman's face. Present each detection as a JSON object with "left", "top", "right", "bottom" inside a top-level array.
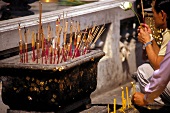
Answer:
[{"left": 152, "top": 1, "right": 165, "bottom": 29}]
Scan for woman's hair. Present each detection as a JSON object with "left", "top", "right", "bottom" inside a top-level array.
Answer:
[{"left": 154, "top": 0, "right": 170, "bottom": 29}]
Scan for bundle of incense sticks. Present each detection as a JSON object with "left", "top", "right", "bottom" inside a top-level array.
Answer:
[
  {"left": 17, "top": 3, "right": 105, "bottom": 64},
  {"left": 18, "top": 22, "right": 105, "bottom": 64}
]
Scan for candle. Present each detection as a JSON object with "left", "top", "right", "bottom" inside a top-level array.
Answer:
[
  {"left": 124, "top": 98, "right": 126, "bottom": 109},
  {"left": 121, "top": 87, "right": 124, "bottom": 109},
  {"left": 131, "top": 82, "right": 135, "bottom": 95},
  {"left": 134, "top": 83, "right": 136, "bottom": 93},
  {"left": 126, "top": 87, "right": 129, "bottom": 108},
  {"left": 129, "top": 96, "right": 132, "bottom": 107},
  {"left": 108, "top": 104, "right": 110, "bottom": 113},
  {"left": 114, "top": 98, "right": 116, "bottom": 113}
]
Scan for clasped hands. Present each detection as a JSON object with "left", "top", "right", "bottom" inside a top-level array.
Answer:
[{"left": 138, "top": 23, "right": 152, "bottom": 44}]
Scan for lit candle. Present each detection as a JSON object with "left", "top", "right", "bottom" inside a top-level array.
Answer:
[
  {"left": 108, "top": 104, "right": 110, "bottom": 113},
  {"left": 126, "top": 87, "right": 129, "bottom": 108},
  {"left": 124, "top": 98, "right": 126, "bottom": 109},
  {"left": 114, "top": 98, "right": 116, "bottom": 113},
  {"left": 131, "top": 82, "right": 135, "bottom": 95},
  {"left": 121, "top": 87, "right": 124, "bottom": 109},
  {"left": 129, "top": 96, "right": 132, "bottom": 107},
  {"left": 134, "top": 83, "right": 136, "bottom": 93}
]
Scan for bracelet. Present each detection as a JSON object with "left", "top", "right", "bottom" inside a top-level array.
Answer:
[{"left": 143, "top": 41, "right": 152, "bottom": 49}]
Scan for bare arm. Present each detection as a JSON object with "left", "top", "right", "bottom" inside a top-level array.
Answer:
[
  {"left": 145, "top": 40, "right": 164, "bottom": 70},
  {"left": 152, "top": 39, "right": 160, "bottom": 56},
  {"left": 133, "top": 41, "right": 170, "bottom": 106},
  {"left": 138, "top": 24, "right": 164, "bottom": 70},
  {"left": 144, "top": 42, "right": 170, "bottom": 103}
]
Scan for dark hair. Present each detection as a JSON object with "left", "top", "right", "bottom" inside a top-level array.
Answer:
[{"left": 154, "top": 0, "right": 170, "bottom": 29}]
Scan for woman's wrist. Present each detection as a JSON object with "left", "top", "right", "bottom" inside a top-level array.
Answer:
[{"left": 143, "top": 94, "right": 149, "bottom": 105}]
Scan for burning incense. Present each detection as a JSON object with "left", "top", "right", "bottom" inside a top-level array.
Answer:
[
  {"left": 62, "top": 18, "right": 68, "bottom": 63},
  {"left": 92, "top": 26, "right": 99, "bottom": 38},
  {"left": 79, "top": 27, "right": 88, "bottom": 55},
  {"left": 47, "top": 24, "right": 52, "bottom": 60},
  {"left": 53, "top": 43, "right": 57, "bottom": 64},
  {"left": 63, "top": 20, "right": 68, "bottom": 54},
  {"left": 91, "top": 24, "right": 96, "bottom": 34},
  {"left": 79, "top": 26, "right": 88, "bottom": 50},
  {"left": 24, "top": 27, "right": 28, "bottom": 63},
  {"left": 56, "top": 18, "right": 62, "bottom": 64},
  {"left": 45, "top": 39, "right": 48, "bottom": 64},
  {"left": 31, "top": 31, "right": 36, "bottom": 61},
  {"left": 41, "top": 33, "right": 45, "bottom": 64},
  {"left": 18, "top": 23, "right": 23, "bottom": 63},
  {"left": 50, "top": 45, "right": 53, "bottom": 64},
  {"left": 77, "top": 21, "right": 80, "bottom": 33},
  {"left": 91, "top": 24, "right": 105, "bottom": 48},
  {"left": 74, "top": 21, "right": 77, "bottom": 48},
  {"left": 86, "top": 26, "right": 100, "bottom": 48},
  {"left": 38, "top": 1, "right": 42, "bottom": 45},
  {"left": 68, "top": 20, "right": 73, "bottom": 58},
  {"left": 37, "top": 42, "right": 40, "bottom": 64},
  {"left": 93, "top": 24, "right": 105, "bottom": 43},
  {"left": 141, "top": 0, "right": 145, "bottom": 22},
  {"left": 72, "top": 34, "right": 81, "bottom": 58}
]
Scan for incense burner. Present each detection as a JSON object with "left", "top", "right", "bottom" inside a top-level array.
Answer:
[{"left": 0, "top": 50, "right": 105, "bottom": 112}]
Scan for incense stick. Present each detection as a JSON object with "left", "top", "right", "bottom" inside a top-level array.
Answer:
[
  {"left": 32, "top": 31, "right": 36, "bottom": 62},
  {"left": 41, "top": 33, "right": 45, "bottom": 64},
  {"left": 24, "top": 27, "right": 28, "bottom": 63},
  {"left": 37, "top": 43, "right": 40, "bottom": 64},
  {"left": 39, "top": 1, "right": 42, "bottom": 42},
  {"left": 18, "top": 24, "right": 23, "bottom": 63},
  {"left": 141, "top": 0, "right": 145, "bottom": 23}
]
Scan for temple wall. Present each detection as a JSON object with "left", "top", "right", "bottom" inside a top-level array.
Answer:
[{"left": 0, "top": 0, "right": 137, "bottom": 98}]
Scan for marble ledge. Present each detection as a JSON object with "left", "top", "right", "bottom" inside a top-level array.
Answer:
[{"left": 0, "top": 0, "right": 135, "bottom": 33}]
